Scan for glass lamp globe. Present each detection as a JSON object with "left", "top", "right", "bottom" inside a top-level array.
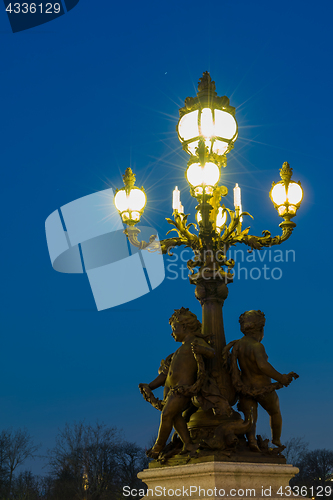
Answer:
[
  {"left": 216, "top": 207, "right": 227, "bottom": 229},
  {"left": 270, "top": 163, "right": 303, "bottom": 219},
  {"left": 114, "top": 168, "right": 147, "bottom": 225},
  {"left": 186, "top": 161, "right": 220, "bottom": 195},
  {"left": 177, "top": 72, "right": 238, "bottom": 161}
]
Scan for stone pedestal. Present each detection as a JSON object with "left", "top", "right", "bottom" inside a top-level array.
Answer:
[{"left": 138, "top": 462, "right": 299, "bottom": 500}]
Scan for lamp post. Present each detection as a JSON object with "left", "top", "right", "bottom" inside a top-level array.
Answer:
[{"left": 114, "top": 72, "right": 303, "bottom": 440}]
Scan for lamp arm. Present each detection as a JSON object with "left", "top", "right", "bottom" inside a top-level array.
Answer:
[
  {"left": 124, "top": 209, "right": 201, "bottom": 256},
  {"left": 124, "top": 227, "right": 160, "bottom": 251},
  {"left": 124, "top": 227, "right": 190, "bottom": 256},
  {"left": 228, "top": 220, "right": 296, "bottom": 251}
]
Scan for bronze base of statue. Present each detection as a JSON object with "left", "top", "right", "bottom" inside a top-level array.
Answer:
[
  {"left": 148, "top": 438, "right": 287, "bottom": 469},
  {"left": 148, "top": 452, "right": 286, "bottom": 469},
  {"left": 187, "top": 407, "right": 247, "bottom": 445},
  {"left": 148, "top": 408, "right": 286, "bottom": 468}
]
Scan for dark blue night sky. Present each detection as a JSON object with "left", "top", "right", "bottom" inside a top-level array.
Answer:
[{"left": 0, "top": 0, "right": 332, "bottom": 474}]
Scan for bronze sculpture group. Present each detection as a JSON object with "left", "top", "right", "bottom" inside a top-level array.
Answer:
[
  {"left": 139, "top": 308, "right": 298, "bottom": 464},
  {"left": 112, "top": 72, "right": 303, "bottom": 467}
]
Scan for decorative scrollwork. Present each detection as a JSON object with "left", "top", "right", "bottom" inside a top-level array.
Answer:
[
  {"left": 164, "top": 212, "right": 200, "bottom": 250},
  {"left": 124, "top": 202, "right": 296, "bottom": 274},
  {"left": 124, "top": 227, "right": 160, "bottom": 252}
]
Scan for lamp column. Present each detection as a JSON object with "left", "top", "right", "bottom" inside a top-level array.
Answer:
[
  {"left": 193, "top": 270, "right": 235, "bottom": 405},
  {"left": 190, "top": 189, "right": 236, "bottom": 413}
]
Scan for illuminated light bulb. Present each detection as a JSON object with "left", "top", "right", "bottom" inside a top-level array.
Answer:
[
  {"left": 114, "top": 190, "right": 128, "bottom": 212},
  {"left": 271, "top": 183, "right": 287, "bottom": 205},
  {"left": 287, "top": 183, "right": 303, "bottom": 205},
  {"left": 178, "top": 110, "right": 199, "bottom": 141},
  {"left": 216, "top": 207, "right": 227, "bottom": 228},
  {"left": 114, "top": 187, "right": 146, "bottom": 225},
  {"left": 186, "top": 164, "right": 202, "bottom": 187},
  {"left": 196, "top": 211, "right": 202, "bottom": 224},
  {"left": 186, "top": 162, "right": 220, "bottom": 188},
  {"left": 214, "top": 109, "right": 237, "bottom": 139},
  {"left": 197, "top": 206, "right": 227, "bottom": 229},
  {"left": 233, "top": 183, "right": 243, "bottom": 222},
  {"left": 127, "top": 189, "right": 146, "bottom": 211},
  {"left": 172, "top": 186, "right": 181, "bottom": 211},
  {"left": 201, "top": 108, "right": 214, "bottom": 138},
  {"left": 115, "top": 188, "right": 146, "bottom": 213},
  {"left": 270, "top": 163, "right": 303, "bottom": 220},
  {"left": 114, "top": 168, "right": 147, "bottom": 226},
  {"left": 233, "top": 183, "right": 241, "bottom": 208}
]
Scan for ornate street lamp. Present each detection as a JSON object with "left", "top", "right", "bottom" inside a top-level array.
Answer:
[
  {"left": 115, "top": 74, "right": 303, "bottom": 255},
  {"left": 114, "top": 167, "right": 146, "bottom": 225},
  {"left": 114, "top": 72, "right": 303, "bottom": 452},
  {"left": 270, "top": 161, "right": 303, "bottom": 222},
  {"left": 177, "top": 72, "right": 238, "bottom": 164}
]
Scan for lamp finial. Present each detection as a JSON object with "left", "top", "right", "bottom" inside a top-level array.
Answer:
[
  {"left": 123, "top": 167, "right": 136, "bottom": 192},
  {"left": 279, "top": 162, "right": 293, "bottom": 183}
]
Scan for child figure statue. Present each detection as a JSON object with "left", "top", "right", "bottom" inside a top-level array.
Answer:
[
  {"left": 223, "top": 310, "right": 298, "bottom": 452},
  {"left": 139, "top": 307, "right": 215, "bottom": 459}
]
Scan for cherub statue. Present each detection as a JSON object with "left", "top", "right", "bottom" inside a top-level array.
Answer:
[
  {"left": 139, "top": 307, "right": 215, "bottom": 459},
  {"left": 223, "top": 310, "right": 298, "bottom": 452}
]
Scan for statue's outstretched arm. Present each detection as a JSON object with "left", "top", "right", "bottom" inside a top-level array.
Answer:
[{"left": 147, "top": 373, "right": 167, "bottom": 390}]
